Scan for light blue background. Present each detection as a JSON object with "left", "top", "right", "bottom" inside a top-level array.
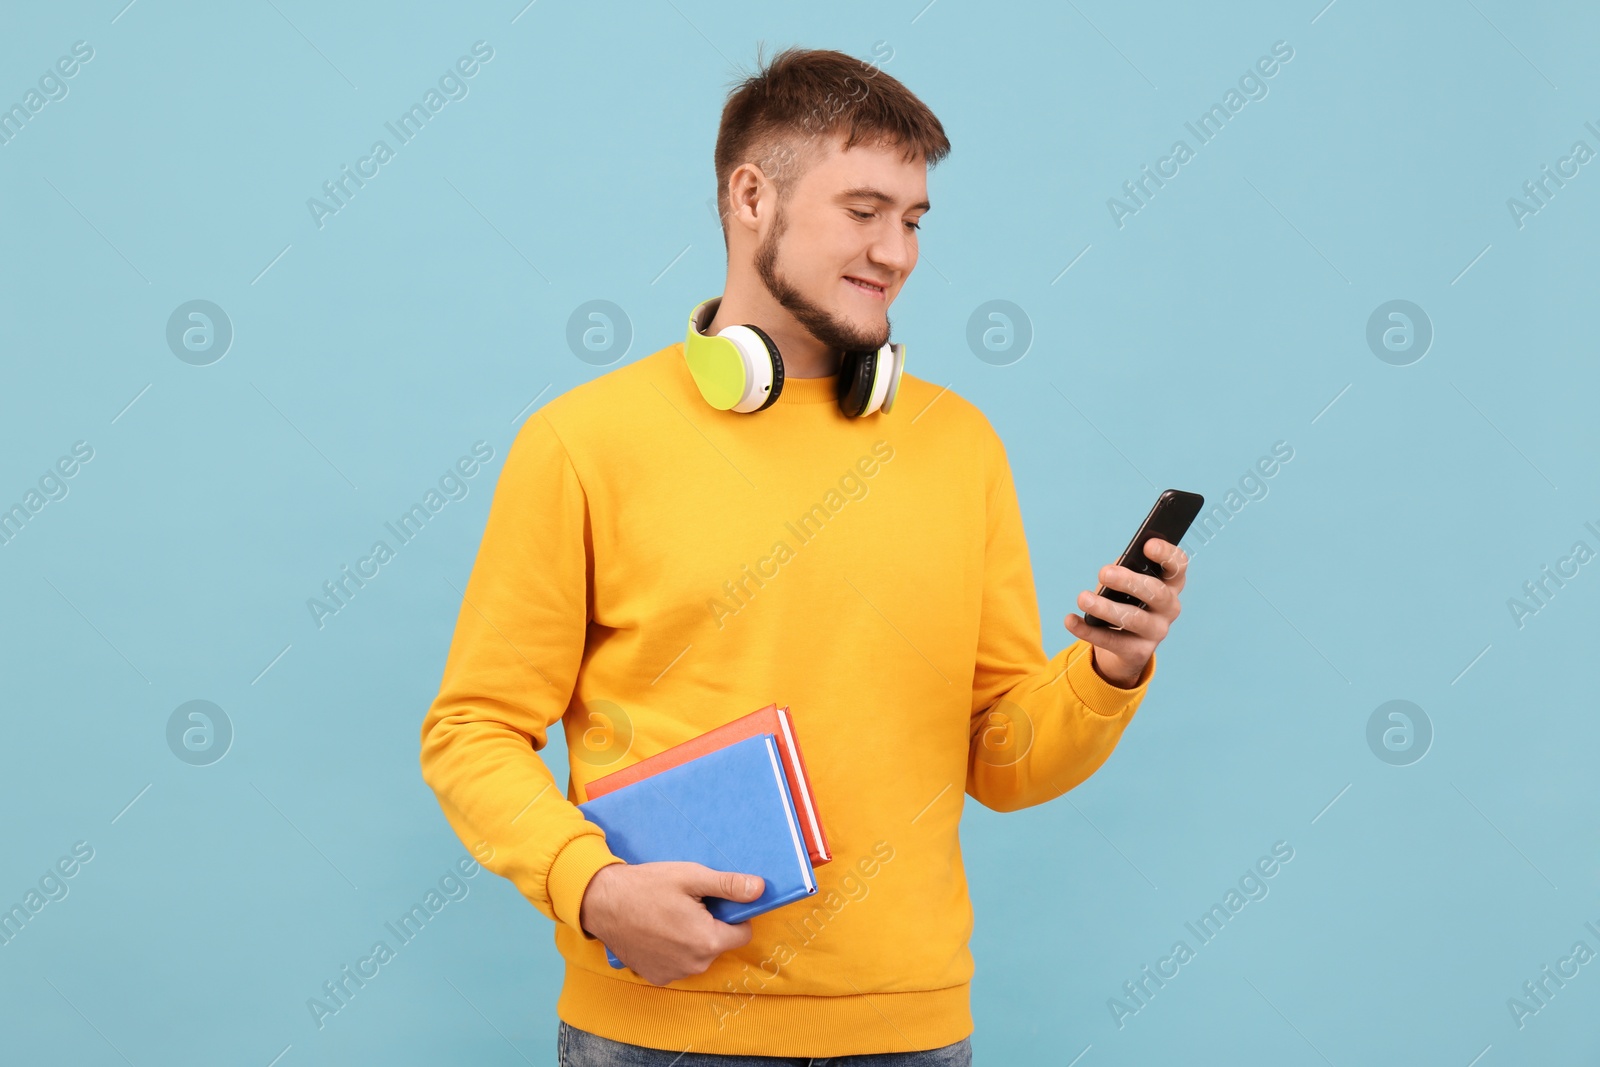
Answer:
[{"left": 2, "top": 1, "right": 1596, "bottom": 1063}]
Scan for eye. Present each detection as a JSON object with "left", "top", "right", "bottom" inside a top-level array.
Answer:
[
  {"left": 849, "top": 209, "right": 873, "bottom": 220},
  {"left": 906, "top": 219, "right": 922, "bottom": 231}
]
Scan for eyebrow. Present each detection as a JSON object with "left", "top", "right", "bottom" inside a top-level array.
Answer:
[{"left": 835, "top": 186, "right": 931, "bottom": 212}]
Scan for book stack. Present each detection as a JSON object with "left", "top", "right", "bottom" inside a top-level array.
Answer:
[{"left": 577, "top": 703, "right": 830, "bottom": 969}]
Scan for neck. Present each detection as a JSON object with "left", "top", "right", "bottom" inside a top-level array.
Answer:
[{"left": 706, "top": 275, "right": 840, "bottom": 379}]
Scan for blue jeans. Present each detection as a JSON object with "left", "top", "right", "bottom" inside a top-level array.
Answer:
[{"left": 557, "top": 1021, "right": 973, "bottom": 1066}]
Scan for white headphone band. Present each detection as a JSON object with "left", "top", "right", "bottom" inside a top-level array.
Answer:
[
  {"left": 862, "top": 344, "right": 895, "bottom": 415},
  {"left": 717, "top": 324, "right": 777, "bottom": 412}
]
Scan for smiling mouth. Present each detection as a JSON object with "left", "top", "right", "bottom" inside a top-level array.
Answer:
[{"left": 845, "top": 276, "right": 887, "bottom": 298}]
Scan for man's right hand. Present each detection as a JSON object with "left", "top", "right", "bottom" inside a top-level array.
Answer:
[{"left": 577, "top": 861, "right": 765, "bottom": 986}]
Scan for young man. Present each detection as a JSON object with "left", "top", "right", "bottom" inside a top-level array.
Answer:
[{"left": 420, "top": 47, "right": 1187, "bottom": 1064}]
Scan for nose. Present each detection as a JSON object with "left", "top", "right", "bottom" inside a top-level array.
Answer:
[{"left": 867, "top": 221, "right": 915, "bottom": 280}]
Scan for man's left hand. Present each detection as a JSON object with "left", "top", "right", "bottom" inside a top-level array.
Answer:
[{"left": 1063, "top": 537, "right": 1188, "bottom": 688}]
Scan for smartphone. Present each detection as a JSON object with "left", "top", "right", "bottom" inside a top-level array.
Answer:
[{"left": 1083, "top": 489, "right": 1205, "bottom": 629}]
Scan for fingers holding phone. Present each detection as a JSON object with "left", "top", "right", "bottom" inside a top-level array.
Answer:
[
  {"left": 1140, "top": 536, "right": 1189, "bottom": 592},
  {"left": 1086, "top": 539, "right": 1187, "bottom": 630},
  {"left": 1064, "top": 490, "right": 1201, "bottom": 687}
]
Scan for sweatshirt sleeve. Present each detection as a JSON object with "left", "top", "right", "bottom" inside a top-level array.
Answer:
[
  {"left": 420, "top": 413, "right": 623, "bottom": 937},
  {"left": 965, "top": 420, "right": 1156, "bottom": 813}
]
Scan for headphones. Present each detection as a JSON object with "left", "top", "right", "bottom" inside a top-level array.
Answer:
[{"left": 683, "top": 296, "right": 906, "bottom": 417}]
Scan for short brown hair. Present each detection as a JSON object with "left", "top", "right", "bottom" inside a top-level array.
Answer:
[{"left": 713, "top": 46, "right": 950, "bottom": 243}]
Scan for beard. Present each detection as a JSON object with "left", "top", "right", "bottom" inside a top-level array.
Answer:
[{"left": 754, "top": 199, "right": 891, "bottom": 359}]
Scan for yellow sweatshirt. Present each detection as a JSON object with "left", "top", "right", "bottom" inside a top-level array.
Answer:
[{"left": 419, "top": 340, "right": 1156, "bottom": 1057}]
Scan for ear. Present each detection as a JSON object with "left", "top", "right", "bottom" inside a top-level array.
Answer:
[{"left": 725, "top": 162, "right": 771, "bottom": 234}]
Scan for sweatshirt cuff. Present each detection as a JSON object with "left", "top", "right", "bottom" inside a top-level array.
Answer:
[
  {"left": 1065, "top": 643, "right": 1156, "bottom": 718},
  {"left": 546, "top": 832, "right": 625, "bottom": 940}
]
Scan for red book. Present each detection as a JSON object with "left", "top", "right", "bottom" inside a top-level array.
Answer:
[{"left": 583, "top": 703, "right": 832, "bottom": 867}]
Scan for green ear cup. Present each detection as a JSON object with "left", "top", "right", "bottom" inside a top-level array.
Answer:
[{"left": 684, "top": 296, "right": 782, "bottom": 412}]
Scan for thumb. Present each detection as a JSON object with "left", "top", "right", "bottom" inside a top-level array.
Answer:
[{"left": 684, "top": 864, "right": 764, "bottom": 902}]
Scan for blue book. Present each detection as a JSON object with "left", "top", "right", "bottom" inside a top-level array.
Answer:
[{"left": 577, "top": 732, "right": 818, "bottom": 969}]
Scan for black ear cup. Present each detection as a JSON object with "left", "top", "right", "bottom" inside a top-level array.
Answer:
[
  {"left": 835, "top": 348, "right": 879, "bottom": 418},
  {"left": 743, "top": 323, "right": 784, "bottom": 412}
]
